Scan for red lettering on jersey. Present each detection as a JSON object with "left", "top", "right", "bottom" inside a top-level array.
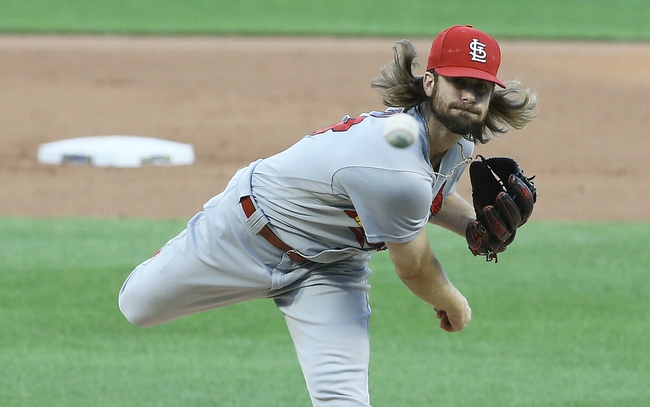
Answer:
[
  {"left": 349, "top": 227, "right": 366, "bottom": 248},
  {"left": 430, "top": 182, "right": 447, "bottom": 217},
  {"left": 313, "top": 116, "right": 366, "bottom": 135},
  {"left": 344, "top": 209, "right": 385, "bottom": 250},
  {"left": 344, "top": 210, "right": 363, "bottom": 227}
]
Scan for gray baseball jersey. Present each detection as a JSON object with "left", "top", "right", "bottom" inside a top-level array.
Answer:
[{"left": 249, "top": 107, "right": 473, "bottom": 261}]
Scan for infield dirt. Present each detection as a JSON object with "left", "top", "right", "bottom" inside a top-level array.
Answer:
[{"left": 1, "top": 36, "right": 648, "bottom": 220}]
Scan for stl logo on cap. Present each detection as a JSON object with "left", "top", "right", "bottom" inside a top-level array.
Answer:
[
  {"left": 427, "top": 25, "right": 506, "bottom": 88},
  {"left": 468, "top": 38, "right": 487, "bottom": 63}
]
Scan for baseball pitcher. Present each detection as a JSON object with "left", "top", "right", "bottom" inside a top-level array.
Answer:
[{"left": 119, "top": 25, "right": 537, "bottom": 407}]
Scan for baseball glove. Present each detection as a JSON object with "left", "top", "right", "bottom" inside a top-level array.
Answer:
[{"left": 465, "top": 155, "right": 537, "bottom": 262}]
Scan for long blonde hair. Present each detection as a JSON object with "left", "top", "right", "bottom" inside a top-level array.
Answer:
[{"left": 371, "top": 40, "right": 538, "bottom": 144}]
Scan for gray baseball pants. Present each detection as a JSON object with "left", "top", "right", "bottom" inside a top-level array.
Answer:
[{"left": 118, "top": 165, "right": 374, "bottom": 407}]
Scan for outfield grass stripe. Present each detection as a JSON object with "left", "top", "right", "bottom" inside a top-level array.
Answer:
[{"left": 0, "top": 0, "right": 648, "bottom": 40}]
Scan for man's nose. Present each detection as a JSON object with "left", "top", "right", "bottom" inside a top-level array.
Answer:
[{"left": 461, "top": 89, "right": 476, "bottom": 104}]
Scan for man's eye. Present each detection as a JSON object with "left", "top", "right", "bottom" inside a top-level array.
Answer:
[{"left": 475, "top": 83, "right": 491, "bottom": 95}]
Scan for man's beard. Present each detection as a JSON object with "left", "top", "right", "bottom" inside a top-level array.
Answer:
[{"left": 430, "top": 84, "right": 486, "bottom": 136}]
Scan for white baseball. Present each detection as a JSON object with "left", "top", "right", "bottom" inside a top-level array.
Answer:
[{"left": 383, "top": 113, "right": 419, "bottom": 148}]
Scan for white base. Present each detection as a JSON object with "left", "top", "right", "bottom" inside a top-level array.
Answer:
[{"left": 37, "top": 136, "right": 195, "bottom": 168}]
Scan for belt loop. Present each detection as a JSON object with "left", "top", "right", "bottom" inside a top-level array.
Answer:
[
  {"left": 239, "top": 196, "right": 308, "bottom": 263},
  {"left": 245, "top": 206, "right": 268, "bottom": 234}
]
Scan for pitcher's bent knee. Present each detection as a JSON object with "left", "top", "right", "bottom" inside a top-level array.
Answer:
[
  {"left": 117, "top": 281, "right": 169, "bottom": 328},
  {"left": 118, "top": 292, "right": 154, "bottom": 328}
]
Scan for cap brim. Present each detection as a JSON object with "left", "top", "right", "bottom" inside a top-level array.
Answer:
[{"left": 436, "top": 66, "right": 506, "bottom": 88}]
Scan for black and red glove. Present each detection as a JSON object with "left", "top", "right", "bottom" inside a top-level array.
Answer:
[{"left": 465, "top": 156, "right": 537, "bottom": 262}]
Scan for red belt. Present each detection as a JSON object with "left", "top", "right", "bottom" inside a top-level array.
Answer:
[{"left": 240, "top": 196, "right": 308, "bottom": 263}]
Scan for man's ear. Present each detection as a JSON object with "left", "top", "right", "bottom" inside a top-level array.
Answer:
[{"left": 423, "top": 71, "right": 436, "bottom": 97}]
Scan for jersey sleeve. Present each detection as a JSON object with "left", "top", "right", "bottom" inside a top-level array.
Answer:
[{"left": 334, "top": 166, "right": 432, "bottom": 244}]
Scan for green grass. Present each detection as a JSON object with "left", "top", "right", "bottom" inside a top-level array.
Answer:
[
  {"left": 370, "top": 223, "right": 650, "bottom": 406},
  {"left": 1, "top": 218, "right": 648, "bottom": 406},
  {"left": 0, "top": 0, "right": 649, "bottom": 40},
  {"left": 0, "top": 217, "right": 310, "bottom": 406}
]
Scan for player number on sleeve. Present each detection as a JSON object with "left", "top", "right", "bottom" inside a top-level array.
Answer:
[{"left": 313, "top": 116, "right": 366, "bottom": 135}]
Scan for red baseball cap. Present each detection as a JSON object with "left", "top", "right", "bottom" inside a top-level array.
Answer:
[{"left": 427, "top": 25, "right": 505, "bottom": 88}]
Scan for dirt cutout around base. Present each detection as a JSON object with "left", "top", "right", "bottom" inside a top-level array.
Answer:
[{"left": 1, "top": 36, "right": 648, "bottom": 220}]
